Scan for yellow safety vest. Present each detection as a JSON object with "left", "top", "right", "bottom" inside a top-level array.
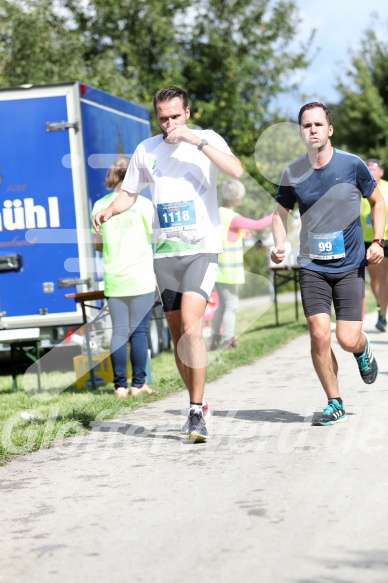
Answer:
[
  {"left": 216, "top": 207, "right": 245, "bottom": 284},
  {"left": 360, "top": 179, "right": 388, "bottom": 241}
]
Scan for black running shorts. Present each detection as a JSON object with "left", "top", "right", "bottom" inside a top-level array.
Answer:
[
  {"left": 299, "top": 267, "right": 365, "bottom": 321},
  {"left": 154, "top": 253, "right": 218, "bottom": 312}
]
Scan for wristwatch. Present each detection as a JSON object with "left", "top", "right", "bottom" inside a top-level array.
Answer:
[
  {"left": 197, "top": 139, "right": 209, "bottom": 151},
  {"left": 372, "top": 239, "right": 386, "bottom": 247}
]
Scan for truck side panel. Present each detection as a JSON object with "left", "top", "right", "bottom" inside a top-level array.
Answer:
[
  {"left": 80, "top": 85, "right": 151, "bottom": 210},
  {"left": 0, "top": 94, "right": 79, "bottom": 317},
  {"left": 0, "top": 83, "right": 152, "bottom": 349}
]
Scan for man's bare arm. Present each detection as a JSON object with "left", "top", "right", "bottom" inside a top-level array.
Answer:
[
  {"left": 367, "top": 186, "right": 386, "bottom": 264},
  {"left": 165, "top": 124, "right": 243, "bottom": 179},
  {"left": 92, "top": 189, "right": 138, "bottom": 233},
  {"left": 270, "top": 204, "right": 291, "bottom": 264}
]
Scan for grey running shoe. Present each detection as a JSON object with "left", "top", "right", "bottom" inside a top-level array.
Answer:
[
  {"left": 187, "top": 410, "right": 208, "bottom": 442},
  {"left": 312, "top": 398, "right": 347, "bottom": 426},
  {"left": 181, "top": 401, "right": 210, "bottom": 434},
  {"left": 354, "top": 333, "right": 378, "bottom": 384}
]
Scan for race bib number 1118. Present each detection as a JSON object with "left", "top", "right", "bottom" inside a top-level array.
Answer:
[{"left": 157, "top": 200, "right": 196, "bottom": 229}]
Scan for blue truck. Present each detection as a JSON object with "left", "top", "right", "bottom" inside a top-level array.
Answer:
[{"left": 0, "top": 82, "right": 168, "bottom": 357}]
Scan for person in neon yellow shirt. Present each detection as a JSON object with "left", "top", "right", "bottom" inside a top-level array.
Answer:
[
  {"left": 209, "top": 180, "right": 273, "bottom": 350},
  {"left": 92, "top": 156, "right": 156, "bottom": 396},
  {"left": 360, "top": 158, "right": 388, "bottom": 331}
]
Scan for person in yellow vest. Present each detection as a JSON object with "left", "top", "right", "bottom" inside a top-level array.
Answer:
[
  {"left": 92, "top": 156, "right": 156, "bottom": 396},
  {"left": 209, "top": 179, "right": 273, "bottom": 350},
  {"left": 360, "top": 159, "right": 388, "bottom": 331}
]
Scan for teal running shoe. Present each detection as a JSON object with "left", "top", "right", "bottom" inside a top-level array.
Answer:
[
  {"left": 312, "top": 398, "right": 347, "bottom": 426},
  {"left": 354, "top": 333, "right": 378, "bottom": 384}
]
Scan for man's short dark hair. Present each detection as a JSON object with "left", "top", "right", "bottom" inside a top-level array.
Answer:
[
  {"left": 153, "top": 86, "right": 189, "bottom": 112},
  {"left": 298, "top": 102, "right": 333, "bottom": 126}
]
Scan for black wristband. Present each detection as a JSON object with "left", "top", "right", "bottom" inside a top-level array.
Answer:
[{"left": 197, "top": 139, "right": 209, "bottom": 151}]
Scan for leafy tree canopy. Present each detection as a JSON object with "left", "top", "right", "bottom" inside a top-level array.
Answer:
[
  {"left": 330, "top": 21, "right": 388, "bottom": 168},
  {"left": 0, "top": 0, "right": 313, "bottom": 174}
]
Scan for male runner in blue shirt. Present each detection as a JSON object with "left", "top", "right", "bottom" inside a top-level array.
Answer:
[{"left": 271, "top": 102, "right": 386, "bottom": 425}]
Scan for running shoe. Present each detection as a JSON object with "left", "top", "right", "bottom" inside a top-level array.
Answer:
[
  {"left": 354, "top": 333, "right": 379, "bottom": 384},
  {"left": 312, "top": 398, "right": 347, "bottom": 426},
  {"left": 181, "top": 401, "right": 211, "bottom": 435},
  {"left": 376, "top": 315, "right": 387, "bottom": 332},
  {"left": 187, "top": 410, "right": 208, "bottom": 442}
]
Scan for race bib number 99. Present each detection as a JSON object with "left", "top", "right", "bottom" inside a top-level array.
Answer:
[
  {"left": 308, "top": 231, "right": 345, "bottom": 260},
  {"left": 157, "top": 200, "right": 196, "bottom": 229}
]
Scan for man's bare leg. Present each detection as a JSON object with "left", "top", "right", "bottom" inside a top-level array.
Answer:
[
  {"left": 307, "top": 313, "right": 340, "bottom": 399},
  {"left": 335, "top": 319, "right": 365, "bottom": 354},
  {"left": 376, "top": 259, "right": 388, "bottom": 325},
  {"left": 336, "top": 319, "right": 378, "bottom": 384},
  {"left": 166, "top": 310, "right": 189, "bottom": 387},
  {"left": 307, "top": 313, "right": 348, "bottom": 426},
  {"left": 165, "top": 292, "right": 207, "bottom": 403},
  {"left": 165, "top": 292, "right": 208, "bottom": 440},
  {"left": 309, "top": 315, "right": 377, "bottom": 385}
]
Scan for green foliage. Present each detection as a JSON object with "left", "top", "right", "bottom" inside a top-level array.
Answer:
[
  {"left": 0, "top": 0, "right": 316, "bottom": 218},
  {"left": 0, "top": 0, "right": 313, "bottom": 158},
  {"left": 330, "top": 22, "right": 388, "bottom": 167},
  {"left": 254, "top": 121, "right": 305, "bottom": 189},
  {"left": 0, "top": 0, "right": 85, "bottom": 86},
  {"left": 178, "top": 0, "right": 313, "bottom": 156},
  {"left": 59, "top": 0, "right": 188, "bottom": 101}
]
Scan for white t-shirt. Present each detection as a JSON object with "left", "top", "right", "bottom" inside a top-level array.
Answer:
[{"left": 122, "top": 129, "right": 233, "bottom": 258}]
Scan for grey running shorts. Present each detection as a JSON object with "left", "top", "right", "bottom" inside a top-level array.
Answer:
[
  {"left": 154, "top": 253, "right": 218, "bottom": 312},
  {"left": 299, "top": 267, "right": 365, "bottom": 321}
]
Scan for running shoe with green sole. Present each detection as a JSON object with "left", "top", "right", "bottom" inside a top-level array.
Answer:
[
  {"left": 187, "top": 410, "right": 208, "bottom": 442},
  {"left": 312, "top": 398, "right": 347, "bottom": 426},
  {"left": 181, "top": 401, "right": 210, "bottom": 435}
]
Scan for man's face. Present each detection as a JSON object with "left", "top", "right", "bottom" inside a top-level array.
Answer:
[
  {"left": 155, "top": 97, "right": 190, "bottom": 137},
  {"left": 367, "top": 161, "right": 383, "bottom": 182},
  {"left": 299, "top": 107, "right": 333, "bottom": 151}
]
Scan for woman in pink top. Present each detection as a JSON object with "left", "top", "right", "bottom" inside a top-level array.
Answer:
[{"left": 209, "top": 180, "right": 273, "bottom": 350}]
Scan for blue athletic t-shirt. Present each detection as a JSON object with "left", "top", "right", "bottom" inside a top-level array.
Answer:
[{"left": 276, "top": 148, "right": 376, "bottom": 272}]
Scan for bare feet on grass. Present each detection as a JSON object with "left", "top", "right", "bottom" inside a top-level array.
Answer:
[
  {"left": 114, "top": 385, "right": 155, "bottom": 397},
  {"left": 129, "top": 384, "right": 155, "bottom": 396},
  {"left": 114, "top": 387, "right": 129, "bottom": 397}
]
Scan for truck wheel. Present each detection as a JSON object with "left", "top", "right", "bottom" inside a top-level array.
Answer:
[{"left": 148, "top": 317, "right": 161, "bottom": 358}]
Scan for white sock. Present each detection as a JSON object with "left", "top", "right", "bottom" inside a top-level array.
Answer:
[{"left": 190, "top": 403, "right": 202, "bottom": 414}]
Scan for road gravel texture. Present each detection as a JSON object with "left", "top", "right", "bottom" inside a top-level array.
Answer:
[{"left": 0, "top": 312, "right": 387, "bottom": 583}]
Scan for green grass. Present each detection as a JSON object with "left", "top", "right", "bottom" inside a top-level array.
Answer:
[{"left": 0, "top": 290, "right": 376, "bottom": 466}]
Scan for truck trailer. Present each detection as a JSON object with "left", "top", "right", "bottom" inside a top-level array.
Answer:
[{"left": 0, "top": 82, "right": 168, "bottom": 358}]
